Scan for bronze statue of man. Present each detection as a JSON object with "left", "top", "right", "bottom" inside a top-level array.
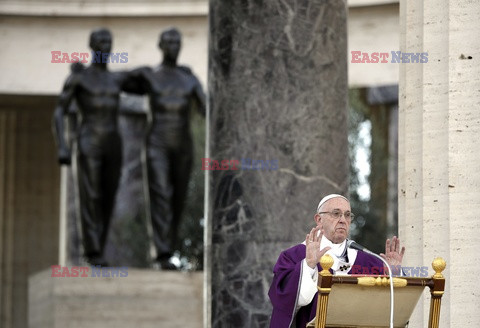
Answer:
[
  {"left": 142, "top": 27, "right": 206, "bottom": 269},
  {"left": 53, "top": 28, "right": 142, "bottom": 266}
]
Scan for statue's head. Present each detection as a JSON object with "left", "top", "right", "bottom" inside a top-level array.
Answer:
[
  {"left": 159, "top": 27, "right": 181, "bottom": 61},
  {"left": 89, "top": 28, "right": 112, "bottom": 54}
]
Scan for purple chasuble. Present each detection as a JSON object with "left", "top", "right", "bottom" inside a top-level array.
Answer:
[{"left": 268, "top": 243, "right": 383, "bottom": 328}]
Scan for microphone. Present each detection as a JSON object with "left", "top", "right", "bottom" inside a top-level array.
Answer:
[
  {"left": 347, "top": 239, "right": 394, "bottom": 328},
  {"left": 346, "top": 240, "right": 367, "bottom": 252}
]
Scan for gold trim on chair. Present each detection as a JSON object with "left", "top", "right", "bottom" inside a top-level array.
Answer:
[
  {"left": 312, "top": 256, "right": 447, "bottom": 328},
  {"left": 428, "top": 257, "right": 446, "bottom": 328},
  {"left": 357, "top": 276, "right": 408, "bottom": 288},
  {"left": 314, "top": 254, "right": 334, "bottom": 328}
]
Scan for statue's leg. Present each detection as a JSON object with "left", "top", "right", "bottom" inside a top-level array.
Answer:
[
  {"left": 147, "top": 148, "right": 174, "bottom": 261},
  {"left": 77, "top": 150, "right": 105, "bottom": 264},
  {"left": 100, "top": 133, "right": 122, "bottom": 251},
  {"left": 170, "top": 142, "right": 193, "bottom": 253}
]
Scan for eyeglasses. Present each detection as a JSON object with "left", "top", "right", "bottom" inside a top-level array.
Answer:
[{"left": 318, "top": 210, "right": 355, "bottom": 222}]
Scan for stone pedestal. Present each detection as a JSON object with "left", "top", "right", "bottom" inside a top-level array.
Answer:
[
  {"left": 399, "top": 0, "right": 480, "bottom": 326},
  {"left": 29, "top": 269, "right": 203, "bottom": 328},
  {"left": 207, "top": 0, "right": 348, "bottom": 326}
]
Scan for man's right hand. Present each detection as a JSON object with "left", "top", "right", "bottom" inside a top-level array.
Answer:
[
  {"left": 305, "top": 226, "right": 331, "bottom": 268},
  {"left": 58, "top": 148, "right": 72, "bottom": 165}
]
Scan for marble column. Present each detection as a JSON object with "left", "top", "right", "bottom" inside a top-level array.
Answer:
[
  {"left": 207, "top": 0, "right": 348, "bottom": 326},
  {"left": 399, "top": 0, "right": 480, "bottom": 326}
]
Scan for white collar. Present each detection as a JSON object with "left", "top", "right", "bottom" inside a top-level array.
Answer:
[
  {"left": 320, "top": 237, "right": 347, "bottom": 258},
  {"left": 320, "top": 237, "right": 358, "bottom": 274}
]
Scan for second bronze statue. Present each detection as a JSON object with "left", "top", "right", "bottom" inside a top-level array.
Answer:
[{"left": 141, "top": 27, "right": 206, "bottom": 269}]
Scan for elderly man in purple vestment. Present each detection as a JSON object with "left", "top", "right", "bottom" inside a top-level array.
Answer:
[{"left": 268, "top": 194, "right": 406, "bottom": 328}]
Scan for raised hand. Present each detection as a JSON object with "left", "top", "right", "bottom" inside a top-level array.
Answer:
[
  {"left": 305, "top": 226, "right": 331, "bottom": 269},
  {"left": 380, "top": 236, "right": 405, "bottom": 270}
]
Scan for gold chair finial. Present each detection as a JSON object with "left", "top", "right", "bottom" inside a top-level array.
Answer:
[
  {"left": 432, "top": 257, "right": 446, "bottom": 278},
  {"left": 320, "top": 254, "right": 334, "bottom": 276}
]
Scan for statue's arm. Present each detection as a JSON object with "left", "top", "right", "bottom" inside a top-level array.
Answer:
[
  {"left": 192, "top": 76, "right": 206, "bottom": 117},
  {"left": 53, "top": 74, "right": 77, "bottom": 165},
  {"left": 179, "top": 65, "right": 206, "bottom": 117},
  {"left": 120, "top": 67, "right": 151, "bottom": 94}
]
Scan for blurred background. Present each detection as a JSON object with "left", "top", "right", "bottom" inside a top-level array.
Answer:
[{"left": 0, "top": 1, "right": 400, "bottom": 327}]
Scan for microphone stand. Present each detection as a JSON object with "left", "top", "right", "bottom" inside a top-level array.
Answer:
[
  {"left": 362, "top": 249, "right": 394, "bottom": 328},
  {"left": 348, "top": 241, "right": 394, "bottom": 328}
]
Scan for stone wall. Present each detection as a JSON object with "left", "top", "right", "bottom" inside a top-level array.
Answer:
[{"left": 0, "top": 95, "right": 60, "bottom": 328}]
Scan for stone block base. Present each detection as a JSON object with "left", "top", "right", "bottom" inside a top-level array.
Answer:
[{"left": 29, "top": 268, "right": 203, "bottom": 328}]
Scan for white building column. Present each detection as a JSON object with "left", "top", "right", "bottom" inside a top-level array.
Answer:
[{"left": 399, "top": 0, "right": 480, "bottom": 326}]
